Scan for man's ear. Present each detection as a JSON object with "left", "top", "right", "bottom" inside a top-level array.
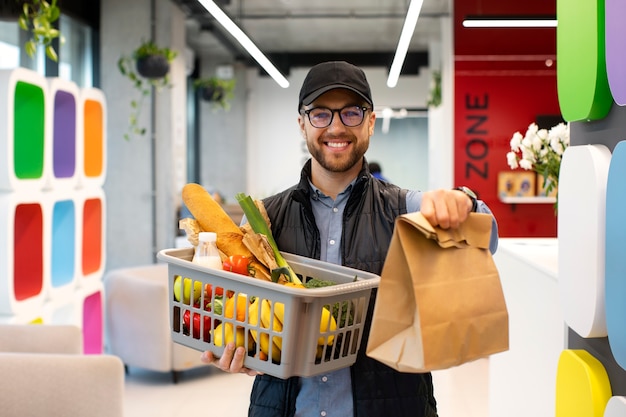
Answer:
[
  {"left": 298, "top": 115, "right": 306, "bottom": 137},
  {"left": 369, "top": 111, "right": 376, "bottom": 136}
]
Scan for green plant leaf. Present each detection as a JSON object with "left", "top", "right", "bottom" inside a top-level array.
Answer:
[
  {"left": 45, "top": 45, "right": 57, "bottom": 61},
  {"left": 25, "top": 40, "right": 36, "bottom": 57},
  {"left": 18, "top": 16, "right": 28, "bottom": 31}
]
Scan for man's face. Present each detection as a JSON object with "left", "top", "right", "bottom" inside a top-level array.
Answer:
[{"left": 298, "top": 89, "right": 375, "bottom": 173}]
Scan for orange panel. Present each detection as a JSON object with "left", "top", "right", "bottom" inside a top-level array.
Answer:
[{"left": 83, "top": 99, "right": 103, "bottom": 178}]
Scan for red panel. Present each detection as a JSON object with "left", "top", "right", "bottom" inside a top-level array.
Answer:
[
  {"left": 82, "top": 198, "right": 102, "bottom": 275},
  {"left": 14, "top": 203, "right": 44, "bottom": 300}
]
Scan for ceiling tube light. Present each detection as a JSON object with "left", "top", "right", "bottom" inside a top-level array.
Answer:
[
  {"left": 463, "top": 16, "right": 557, "bottom": 28},
  {"left": 387, "top": 0, "right": 424, "bottom": 88},
  {"left": 197, "top": 0, "right": 290, "bottom": 88}
]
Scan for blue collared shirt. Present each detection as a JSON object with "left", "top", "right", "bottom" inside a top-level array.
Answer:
[{"left": 294, "top": 184, "right": 498, "bottom": 417}]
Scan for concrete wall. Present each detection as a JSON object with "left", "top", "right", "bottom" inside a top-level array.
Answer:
[{"left": 101, "top": 0, "right": 187, "bottom": 269}]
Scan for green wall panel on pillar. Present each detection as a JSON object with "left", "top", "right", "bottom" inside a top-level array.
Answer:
[
  {"left": 14, "top": 82, "right": 45, "bottom": 180},
  {"left": 557, "top": 0, "right": 613, "bottom": 121}
]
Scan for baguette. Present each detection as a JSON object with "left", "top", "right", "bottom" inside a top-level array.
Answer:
[{"left": 182, "top": 183, "right": 271, "bottom": 281}]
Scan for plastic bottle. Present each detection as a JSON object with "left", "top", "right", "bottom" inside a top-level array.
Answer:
[{"left": 193, "top": 232, "right": 222, "bottom": 269}]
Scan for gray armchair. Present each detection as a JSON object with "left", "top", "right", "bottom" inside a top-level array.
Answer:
[{"left": 0, "top": 324, "right": 125, "bottom": 417}]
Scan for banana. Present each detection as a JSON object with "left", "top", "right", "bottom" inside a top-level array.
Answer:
[
  {"left": 259, "top": 332, "right": 282, "bottom": 363},
  {"left": 248, "top": 297, "right": 261, "bottom": 343},
  {"left": 248, "top": 297, "right": 281, "bottom": 363},
  {"left": 318, "top": 307, "right": 337, "bottom": 346},
  {"left": 212, "top": 322, "right": 246, "bottom": 348},
  {"left": 260, "top": 299, "right": 283, "bottom": 350}
]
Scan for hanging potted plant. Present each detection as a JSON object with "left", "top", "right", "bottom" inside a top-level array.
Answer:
[
  {"left": 194, "top": 77, "right": 236, "bottom": 110},
  {"left": 132, "top": 40, "right": 177, "bottom": 79},
  {"left": 11, "top": 0, "right": 63, "bottom": 61},
  {"left": 118, "top": 40, "right": 178, "bottom": 140}
]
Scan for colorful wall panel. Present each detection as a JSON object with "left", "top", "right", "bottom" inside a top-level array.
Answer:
[
  {"left": 47, "top": 77, "right": 80, "bottom": 192},
  {"left": 78, "top": 87, "right": 107, "bottom": 189},
  {"left": 46, "top": 189, "right": 79, "bottom": 301},
  {"left": 558, "top": 144, "right": 611, "bottom": 338},
  {"left": 0, "top": 192, "right": 48, "bottom": 316},
  {"left": 605, "top": 142, "right": 626, "bottom": 371},
  {"left": 77, "top": 187, "right": 106, "bottom": 286},
  {"left": 0, "top": 68, "right": 49, "bottom": 193},
  {"left": 0, "top": 67, "right": 107, "bottom": 354}
]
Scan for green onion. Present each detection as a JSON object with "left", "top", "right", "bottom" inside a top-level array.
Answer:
[{"left": 236, "top": 193, "right": 302, "bottom": 285}]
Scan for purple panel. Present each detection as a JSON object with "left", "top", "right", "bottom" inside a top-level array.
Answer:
[
  {"left": 53, "top": 90, "right": 76, "bottom": 178},
  {"left": 606, "top": 0, "right": 626, "bottom": 105}
]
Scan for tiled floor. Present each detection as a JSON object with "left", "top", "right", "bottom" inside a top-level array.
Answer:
[
  {"left": 123, "top": 365, "right": 255, "bottom": 417},
  {"left": 123, "top": 362, "right": 490, "bottom": 417}
]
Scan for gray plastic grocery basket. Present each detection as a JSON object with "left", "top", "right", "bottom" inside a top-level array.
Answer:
[{"left": 157, "top": 248, "right": 380, "bottom": 379}]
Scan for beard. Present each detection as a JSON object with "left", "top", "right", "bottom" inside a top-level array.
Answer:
[{"left": 306, "top": 133, "right": 369, "bottom": 173}]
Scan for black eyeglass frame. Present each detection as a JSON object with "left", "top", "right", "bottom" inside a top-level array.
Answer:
[{"left": 300, "top": 105, "right": 371, "bottom": 128}]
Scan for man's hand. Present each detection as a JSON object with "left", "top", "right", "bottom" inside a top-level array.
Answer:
[
  {"left": 200, "top": 344, "right": 260, "bottom": 376},
  {"left": 420, "top": 189, "right": 473, "bottom": 229}
]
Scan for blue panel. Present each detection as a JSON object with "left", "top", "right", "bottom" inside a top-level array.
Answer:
[
  {"left": 51, "top": 199, "right": 75, "bottom": 288},
  {"left": 606, "top": 140, "right": 626, "bottom": 370}
]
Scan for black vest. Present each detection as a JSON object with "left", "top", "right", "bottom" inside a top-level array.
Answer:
[{"left": 248, "top": 159, "right": 437, "bottom": 417}]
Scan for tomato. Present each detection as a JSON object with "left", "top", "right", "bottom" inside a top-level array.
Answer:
[
  {"left": 223, "top": 255, "right": 252, "bottom": 276},
  {"left": 203, "top": 284, "right": 213, "bottom": 303},
  {"left": 204, "top": 284, "right": 228, "bottom": 306}
]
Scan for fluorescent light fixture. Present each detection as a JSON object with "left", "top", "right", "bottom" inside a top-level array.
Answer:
[
  {"left": 463, "top": 17, "right": 557, "bottom": 28},
  {"left": 387, "top": 0, "right": 424, "bottom": 88},
  {"left": 197, "top": 0, "right": 290, "bottom": 88}
]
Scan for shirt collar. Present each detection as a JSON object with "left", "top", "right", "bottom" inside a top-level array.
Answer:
[{"left": 308, "top": 178, "right": 356, "bottom": 200}]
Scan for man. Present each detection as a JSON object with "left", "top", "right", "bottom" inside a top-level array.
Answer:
[
  {"left": 202, "top": 61, "right": 498, "bottom": 417},
  {"left": 368, "top": 161, "right": 388, "bottom": 182}
]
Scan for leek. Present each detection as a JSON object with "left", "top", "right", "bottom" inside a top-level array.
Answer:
[{"left": 235, "top": 193, "right": 302, "bottom": 285}]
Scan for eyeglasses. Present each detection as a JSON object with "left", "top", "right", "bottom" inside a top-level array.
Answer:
[{"left": 301, "top": 105, "right": 371, "bottom": 128}]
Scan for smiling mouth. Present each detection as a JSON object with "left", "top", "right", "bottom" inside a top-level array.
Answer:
[{"left": 326, "top": 141, "right": 349, "bottom": 148}]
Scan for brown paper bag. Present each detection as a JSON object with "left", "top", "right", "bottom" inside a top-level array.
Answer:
[{"left": 366, "top": 212, "right": 508, "bottom": 372}]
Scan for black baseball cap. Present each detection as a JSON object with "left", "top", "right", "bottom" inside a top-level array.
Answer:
[{"left": 298, "top": 61, "right": 373, "bottom": 111}]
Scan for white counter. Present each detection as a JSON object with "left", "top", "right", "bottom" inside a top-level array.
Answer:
[{"left": 433, "top": 238, "right": 564, "bottom": 417}]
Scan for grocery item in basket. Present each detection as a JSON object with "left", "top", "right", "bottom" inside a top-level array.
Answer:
[
  {"left": 236, "top": 192, "right": 302, "bottom": 285},
  {"left": 182, "top": 183, "right": 271, "bottom": 281},
  {"left": 193, "top": 232, "right": 222, "bottom": 269},
  {"left": 173, "top": 276, "right": 202, "bottom": 304}
]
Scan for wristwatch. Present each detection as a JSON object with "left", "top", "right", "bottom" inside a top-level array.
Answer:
[{"left": 454, "top": 186, "right": 478, "bottom": 212}]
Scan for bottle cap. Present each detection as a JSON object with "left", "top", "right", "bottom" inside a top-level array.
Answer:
[{"left": 198, "top": 232, "right": 217, "bottom": 242}]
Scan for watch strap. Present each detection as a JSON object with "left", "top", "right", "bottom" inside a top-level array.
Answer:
[{"left": 454, "top": 186, "right": 478, "bottom": 212}]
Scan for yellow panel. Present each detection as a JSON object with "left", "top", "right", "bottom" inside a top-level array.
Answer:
[{"left": 555, "top": 350, "right": 612, "bottom": 417}]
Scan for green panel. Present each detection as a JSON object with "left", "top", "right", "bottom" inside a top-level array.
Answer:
[
  {"left": 14, "top": 81, "right": 45, "bottom": 179},
  {"left": 557, "top": 0, "right": 613, "bottom": 121}
]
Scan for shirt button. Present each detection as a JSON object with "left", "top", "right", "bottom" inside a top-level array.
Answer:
[
  {"left": 332, "top": 207, "right": 338, "bottom": 213},
  {"left": 321, "top": 412, "right": 327, "bottom": 417},
  {"left": 329, "top": 240, "right": 336, "bottom": 245},
  {"left": 321, "top": 376, "right": 328, "bottom": 382}
]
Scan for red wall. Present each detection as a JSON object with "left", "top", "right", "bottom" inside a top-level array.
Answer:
[{"left": 453, "top": 0, "right": 559, "bottom": 237}]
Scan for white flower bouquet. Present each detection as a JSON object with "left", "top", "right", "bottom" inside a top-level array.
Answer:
[{"left": 506, "top": 122, "right": 569, "bottom": 197}]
